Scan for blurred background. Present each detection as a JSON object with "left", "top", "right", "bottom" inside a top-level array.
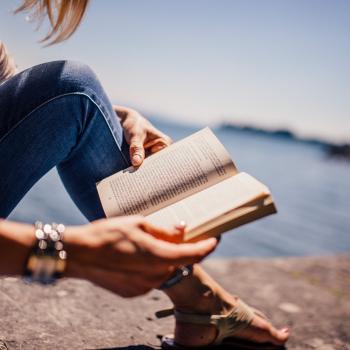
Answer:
[{"left": 1, "top": 0, "right": 349, "bottom": 257}]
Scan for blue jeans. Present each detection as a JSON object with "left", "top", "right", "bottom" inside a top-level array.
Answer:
[{"left": 0, "top": 60, "right": 131, "bottom": 220}]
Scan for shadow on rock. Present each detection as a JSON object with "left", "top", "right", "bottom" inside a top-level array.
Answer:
[
  {"left": 93, "top": 346, "right": 155, "bottom": 350},
  {"left": 93, "top": 345, "right": 287, "bottom": 350}
]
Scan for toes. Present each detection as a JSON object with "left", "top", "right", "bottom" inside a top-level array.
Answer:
[
  {"left": 250, "top": 316, "right": 290, "bottom": 345},
  {"left": 268, "top": 325, "right": 290, "bottom": 345}
]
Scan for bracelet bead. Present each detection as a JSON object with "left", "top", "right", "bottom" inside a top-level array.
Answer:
[{"left": 24, "top": 221, "right": 67, "bottom": 284}]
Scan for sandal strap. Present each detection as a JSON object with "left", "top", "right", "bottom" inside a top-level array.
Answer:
[
  {"left": 155, "top": 304, "right": 265, "bottom": 321},
  {"left": 213, "top": 300, "right": 255, "bottom": 345},
  {"left": 174, "top": 310, "right": 215, "bottom": 325},
  {"left": 173, "top": 299, "right": 255, "bottom": 346},
  {"left": 155, "top": 308, "right": 175, "bottom": 319}
]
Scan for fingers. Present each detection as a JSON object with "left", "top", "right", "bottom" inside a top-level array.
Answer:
[
  {"left": 144, "top": 135, "right": 172, "bottom": 155},
  {"left": 141, "top": 233, "right": 218, "bottom": 265},
  {"left": 131, "top": 136, "right": 170, "bottom": 165},
  {"left": 121, "top": 109, "right": 172, "bottom": 164},
  {"left": 144, "top": 136, "right": 171, "bottom": 149},
  {"left": 151, "top": 144, "right": 166, "bottom": 153},
  {"left": 129, "top": 133, "right": 146, "bottom": 166},
  {"left": 88, "top": 216, "right": 217, "bottom": 276},
  {"left": 73, "top": 215, "right": 219, "bottom": 299},
  {"left": 128, "top": 123, "right": 171, "bottom": 165},
  {"left": 141, "top": 220, "right": 184, "bottom": 243},
  {"left": 174, "top": 221, "right": 187, "bottom": 233},
  {"left": 161, "top": 239, "right": 218, "bottom": 266},
  {"left": 107, "top": 216, "right": 216, "bottom": 264}
]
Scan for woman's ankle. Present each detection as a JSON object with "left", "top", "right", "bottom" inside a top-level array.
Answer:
[{"left": 164, "top": 265, "right": 236, "bottom": 315}]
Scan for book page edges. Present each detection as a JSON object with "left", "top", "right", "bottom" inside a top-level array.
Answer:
[{"left": 184, "top": 196, "right": 276, "bottom": 242}]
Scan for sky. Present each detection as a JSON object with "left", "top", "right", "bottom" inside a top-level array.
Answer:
[{"left": 1, "top": 0, "right": 349, "bottom": 143}]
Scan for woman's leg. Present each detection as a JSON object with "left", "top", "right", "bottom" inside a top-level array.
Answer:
[
  {"left": 0, "top": 60, "right": 130, "bottom": 220},
  {"left": 164, "top": 264, "right": 290, "bottom": 346}
]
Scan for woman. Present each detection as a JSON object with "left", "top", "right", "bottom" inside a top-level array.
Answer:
[{"left": 0, "top": 1, "right": 289, "bottom": 348}]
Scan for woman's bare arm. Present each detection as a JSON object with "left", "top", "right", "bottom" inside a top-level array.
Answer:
[
  {"left": 0, "top": 219, "right": 34, "bottom": 275},
  {"left": 0, "top": 218, "right": 217, "bottom": 296}
]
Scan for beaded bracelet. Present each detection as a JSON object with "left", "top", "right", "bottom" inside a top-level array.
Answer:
[{"left": 24, "top": 221, "right": 67, "bottom": 284}]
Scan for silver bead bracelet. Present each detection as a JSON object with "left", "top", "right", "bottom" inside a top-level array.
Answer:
[{"left": 24, "top": 221, "right": 67, "bottom": 284}]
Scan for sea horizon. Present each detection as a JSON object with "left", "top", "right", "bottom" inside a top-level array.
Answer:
[{"left": 8, "top": 117, "right": 350, "bottom": 259}]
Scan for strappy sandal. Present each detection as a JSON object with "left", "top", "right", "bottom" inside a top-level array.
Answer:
[{"left": 156, "top": 299, "right": 286, "bottom": 350}]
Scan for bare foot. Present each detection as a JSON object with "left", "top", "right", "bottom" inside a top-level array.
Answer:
[
  {"left": 174, "top": 308, "right": 290, "bottom": 347},
  {"left": 164, "top": 265, "right": 290, "bottom": 347}
]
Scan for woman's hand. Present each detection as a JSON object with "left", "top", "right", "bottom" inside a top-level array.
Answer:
[
  {"left": 114, "top": 105, "right": 172, "bottom": 167},
  {"left": 65, "top": 216, "right": 217, "bottom": 297}
]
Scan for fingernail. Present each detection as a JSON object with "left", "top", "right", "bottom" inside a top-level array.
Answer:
[
  {"left": 178, "top": 220, "right": 186, "bottom": 228},
  {"left": 281, "top": 327, "right": 289, "bottom": 333},
  {"left": 132, "top": 154, "right": 142, "bottom": 164},
  {"left": 155, "top": 144, "right": 166, "bottom": 151},
  {"left": 206, "top": 238, "right": 217, "bottom": 245},
  {"left": 174, "top": 221, "right": 186, "bottom": 232}
]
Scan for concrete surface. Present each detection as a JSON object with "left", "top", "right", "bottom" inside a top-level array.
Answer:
[{"left": 0, "top": 255, "right": 349, "bottom": 350}]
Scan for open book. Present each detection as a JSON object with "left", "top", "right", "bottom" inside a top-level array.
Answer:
[{"left": 97, "top": 128, "right": 276, "bottom": 242}]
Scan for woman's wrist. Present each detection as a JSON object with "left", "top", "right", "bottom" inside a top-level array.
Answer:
[
  {"left": 63, "top": 224, "right": 95, "bottom": 280},
  {"left": 63, "top": 225, "right": 82, "bottom": 279}
]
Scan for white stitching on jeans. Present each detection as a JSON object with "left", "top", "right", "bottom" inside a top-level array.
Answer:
[{"left": 0, "top": 92, "right": 129, "bottom": 166}]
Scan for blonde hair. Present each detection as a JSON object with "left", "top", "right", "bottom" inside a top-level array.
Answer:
[
  {"left": 16, "top": 0, "right": 90, "bottom": 45},
  {"left": 0, "top": 1, "right": 88, "bottom": 82},
  {"left": 0, "top": 42, "right": 17, "bottom": 83}
]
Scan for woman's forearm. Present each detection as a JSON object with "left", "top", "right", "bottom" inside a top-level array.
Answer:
[{"left": 0, "top": 219, "right": 34, "bottom": 276}]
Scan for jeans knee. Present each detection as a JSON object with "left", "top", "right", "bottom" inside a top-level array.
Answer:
[
  {"left": 59, "top": 60, "right": 102, "bottom": 94},
  {"left": 0, "top": 60, "right": 108, "bottom": 140},
  {"left": 29, "top": 60, "right": 102, "bottom": 98}
]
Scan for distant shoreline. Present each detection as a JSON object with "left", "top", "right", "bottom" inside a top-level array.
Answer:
[
  {"left": 148, "top": 114, "right": 350, "bottom": 161},
  {"left": 219, "top": 122, "right": 350, "bottom": 161}
]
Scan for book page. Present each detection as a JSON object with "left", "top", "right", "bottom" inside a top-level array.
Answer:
[
  {"left": 97, "top": 128, "right": 237, "bottom": 217},
  {"left": 146, "top": 172, "right": 271, "bottom": 233},
  {"left": 184, "top": 196, "right": 276, "bottom": 241}
]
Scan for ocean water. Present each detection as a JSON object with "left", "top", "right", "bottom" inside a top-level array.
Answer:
[{"left": 9, "top": 120, "right": 350, "bottom": 258}]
